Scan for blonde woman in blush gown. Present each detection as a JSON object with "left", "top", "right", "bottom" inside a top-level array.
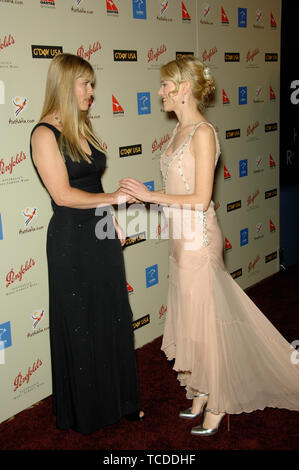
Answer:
[{"left": 120, "top": 56, "right": 299, "bottom": 436}]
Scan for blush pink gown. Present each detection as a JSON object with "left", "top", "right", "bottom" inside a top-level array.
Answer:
[{"left": 160, "top": 121, "right": 299, "bottom": 414}]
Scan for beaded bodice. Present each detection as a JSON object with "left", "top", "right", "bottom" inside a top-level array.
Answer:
[
  {"left": 160, "top": 121, "right": 220, "bottom": 248},
  {"left": 160, "top": 121, "right": 220, "bottom": 194}
]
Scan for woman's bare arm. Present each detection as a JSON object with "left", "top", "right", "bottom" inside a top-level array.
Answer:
[
  {"left": 31, "top": 125, "right": 127, "bottom": 209},
  {"left": 120, "top": 124, "right": 215, "bottom": 212}
]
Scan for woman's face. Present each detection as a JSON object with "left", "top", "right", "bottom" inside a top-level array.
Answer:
[
  {"left": 74, "top": 76, "right": 94, "bottom": 111},
  {"left": 158, "top": 79, "right": 181, "bottom": 112}
]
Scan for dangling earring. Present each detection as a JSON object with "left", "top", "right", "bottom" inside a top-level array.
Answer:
[{"left": 182, "top": 96, "right": 185, "bottom": 104}]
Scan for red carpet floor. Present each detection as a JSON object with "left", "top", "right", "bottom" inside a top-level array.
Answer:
[{"left": 1, "top": 264, "right": 299, "bottom": 454}]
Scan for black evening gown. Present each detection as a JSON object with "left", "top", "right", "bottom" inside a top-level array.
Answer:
[{"left": 30, "top": 123, "right": 141, "bottom": 434}]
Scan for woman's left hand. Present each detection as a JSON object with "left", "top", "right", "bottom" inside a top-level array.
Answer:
[{"left": 120, "top": 178, "right": 153, "bottom": 203}]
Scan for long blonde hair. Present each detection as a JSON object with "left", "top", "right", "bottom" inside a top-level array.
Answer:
[{"left": 40, "top": 52, "right": 105, "bottom": 163}]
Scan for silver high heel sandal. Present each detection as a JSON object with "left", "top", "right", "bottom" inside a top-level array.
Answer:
[
  {"left": 191, "top": 408, "right": 230, "bottom": 436},
  {"left": 179, "top": 393, "right": 209, "bottom": 419}
]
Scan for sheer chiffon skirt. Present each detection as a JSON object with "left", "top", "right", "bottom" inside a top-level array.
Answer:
[{"left": 161, "top": 204, "right": 299, "bottom": 415}]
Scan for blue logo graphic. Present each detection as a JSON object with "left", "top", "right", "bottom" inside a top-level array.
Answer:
[
  {"left": 238, "top": 8, "right": 247, "bottom": 27},
  {"left": 0, "top": 321, "right": 12, "bottom": 351},
  {"left": 0, "top": 213, "right": 3, "bottom": 240},
  {"left": 238, "top": 86, "right": 247, "bottom": 105},
  {"left": 240, "top": 228, "right": 249, "bottom": 246},
  {"left": 239, "top": 159, "right": 248, "bottom": 177},
  {"left": 133, "top": 0, "right": 147, "bottom": 19},
  {"left": 144, "top": 180, "right": 155, "bottom": 191},
  {"left": 137, "top": 92, "right": 151, "bottom": 115},
  {"left": 146, "top": 264, "right": 159, "bottom": 288}
]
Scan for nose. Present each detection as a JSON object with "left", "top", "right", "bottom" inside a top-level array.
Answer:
[{"left": 158, "top": 86, "right": 163, "bottom": 96}]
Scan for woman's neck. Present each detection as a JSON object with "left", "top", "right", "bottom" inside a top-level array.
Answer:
[{"left": 174, "top": 100, "right": 205, "bottom": 128}]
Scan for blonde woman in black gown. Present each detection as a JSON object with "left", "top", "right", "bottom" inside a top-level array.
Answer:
[{"left": 30, "top": 53, "right": 143, "bottom": 434}]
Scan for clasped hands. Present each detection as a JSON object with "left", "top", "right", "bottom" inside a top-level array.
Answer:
[
  {"left": 115, "top": 177, "right": 153, "bottom": 204},
  {"left": 112, "top": 178, "right": 152, "bottom": 247}
]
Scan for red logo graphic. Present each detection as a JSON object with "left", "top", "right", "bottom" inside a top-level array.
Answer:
[
  {"left": 13, "top": 97, "right": 27, "bottom": 117},
  {"left": 222, "top": 89, "right": 230, "bottom": 104},
  {"left": 112, "top": 94, "right": 124, "bottom": 115},
  {"left": 255, "top": 9, "right": 262, "bottom": 24},
  {"left": 224, "top": 237, "right": 232, "bottom": 251},
  {"left": 248, "top": 255, "right": 260, "bottom": 272},
  {"left": 221, "top": 6, "right": 229, "bottom": 24},
  {"left": 270, "top": 12, "right": 277, "bottom": 28},
  {"left": 224, "top": 165, "right": 231, "bottom": 180},
  {"left": 6, "top": 258, "right": 35, "bottom": 287},
  {"left": 247, "top": 189, "right": 260, "bottom": 207},
  {"left": 246, "top": 48, "right": 260, "bottom": 62},
  {"left": 247, "top": 121, "right": 259, "bottom": 137},
  {"left": 32, "top": 310, "right": 44, "bottom": 329},
  {"left": 148, "top": 44, "right": 167, "bottom": 63},
  {"left": 269, "top": 219, "right": 276, "bottom": 232},
  {"left": 106, "top": 0, "right": 118, "bottom": 14},
  {"left": 269, "top": 154, "right": 276, "bottom": 168},
  {"left": 256, "top": 222, "right": 263, "bottom": 235},
  {"left": 270, "top": 86, "right": 276, "bottom": 101},
  {"left": 77, "top": 40, "right": 101, "bottom": 61},
  {"left": 256, "top": 156, "right": 262, "bottom": 168},
  {"left": 160, "top": 0, "right": 168, "bottom": 15},
  {"left": 0, "top": 34, "right": 15, "bottom": 52},
  {"left": 152, "top": 133, "right": 170, "bottom": 153},
  {"left": 159, "top": 304, "right": 167, "bottom": 319},
  {"left": 126, "top": 282, "right": 134, "bottom": 294},
  {"left": 0, "top": 151, "right": 27, "bottom": 176},
  {"left": 156, "top": 221, "right": 168, "bottom": 237},
  {"left": 23, "top": 207, "right": 37, "bottom": 226},
  {"left": 13, "top": 359, "right": 43, "bottom": 392},
  {"left": 202, "top": 46, "right": 217, "bottom": 62},
  {"left": 202, "top": 4, "right": 210, "bottom": 18},
  {"left": 182, "top": 1, "right": 191, "bottom": 21}
]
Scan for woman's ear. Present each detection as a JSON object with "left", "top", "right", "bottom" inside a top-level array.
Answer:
[{"left": 181, "top": 80, "right": 192, "bottom": 96}]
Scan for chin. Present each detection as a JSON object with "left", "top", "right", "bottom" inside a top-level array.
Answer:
[{"left": 163, "top": 104, "right": 173, "bottom": 113}]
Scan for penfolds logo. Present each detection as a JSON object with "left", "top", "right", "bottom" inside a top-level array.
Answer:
[
  {"left": 6, "top": 258, "right": 35, "bottom": 287},
  {"left": 77, "top": 40, "right": 101, "bottom": 61},
  {"left": 0, "top": 34, "right": 15, "bottom": 52},
  {"left": 202, "top": 46, "right": 217, "bottom": 62},
  {"left": 13, "top": 359, "right": 43, "bottom": 392},
  {"left": 152, "top": 133, "right": 170, "bottom": 153},
  {"left": 248, "top": 255, "right": 260, "bottom": 272},
  {"left": 247, "top": 189, "right": 260, "bottom": 206},
  {"left": 247, "top": 121, "right": 259, "bottom": 136},
  {"left": 148, "top": 44, "right": 167, "bottom": 63},
  {"left": 0, "top": 151, "right": 27, "bottom": 176},
  {"left": 246, "top": 48, "right": 260, "bottom": 62}
]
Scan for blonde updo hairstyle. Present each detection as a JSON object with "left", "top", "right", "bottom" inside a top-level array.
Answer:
[{"left": 160, "top": 56, "right": 215, "bottom": 111}]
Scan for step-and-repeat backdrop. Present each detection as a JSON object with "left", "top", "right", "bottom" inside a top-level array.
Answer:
[{"left": 0, "top": 0, "right": 280, "bottom": 423}]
